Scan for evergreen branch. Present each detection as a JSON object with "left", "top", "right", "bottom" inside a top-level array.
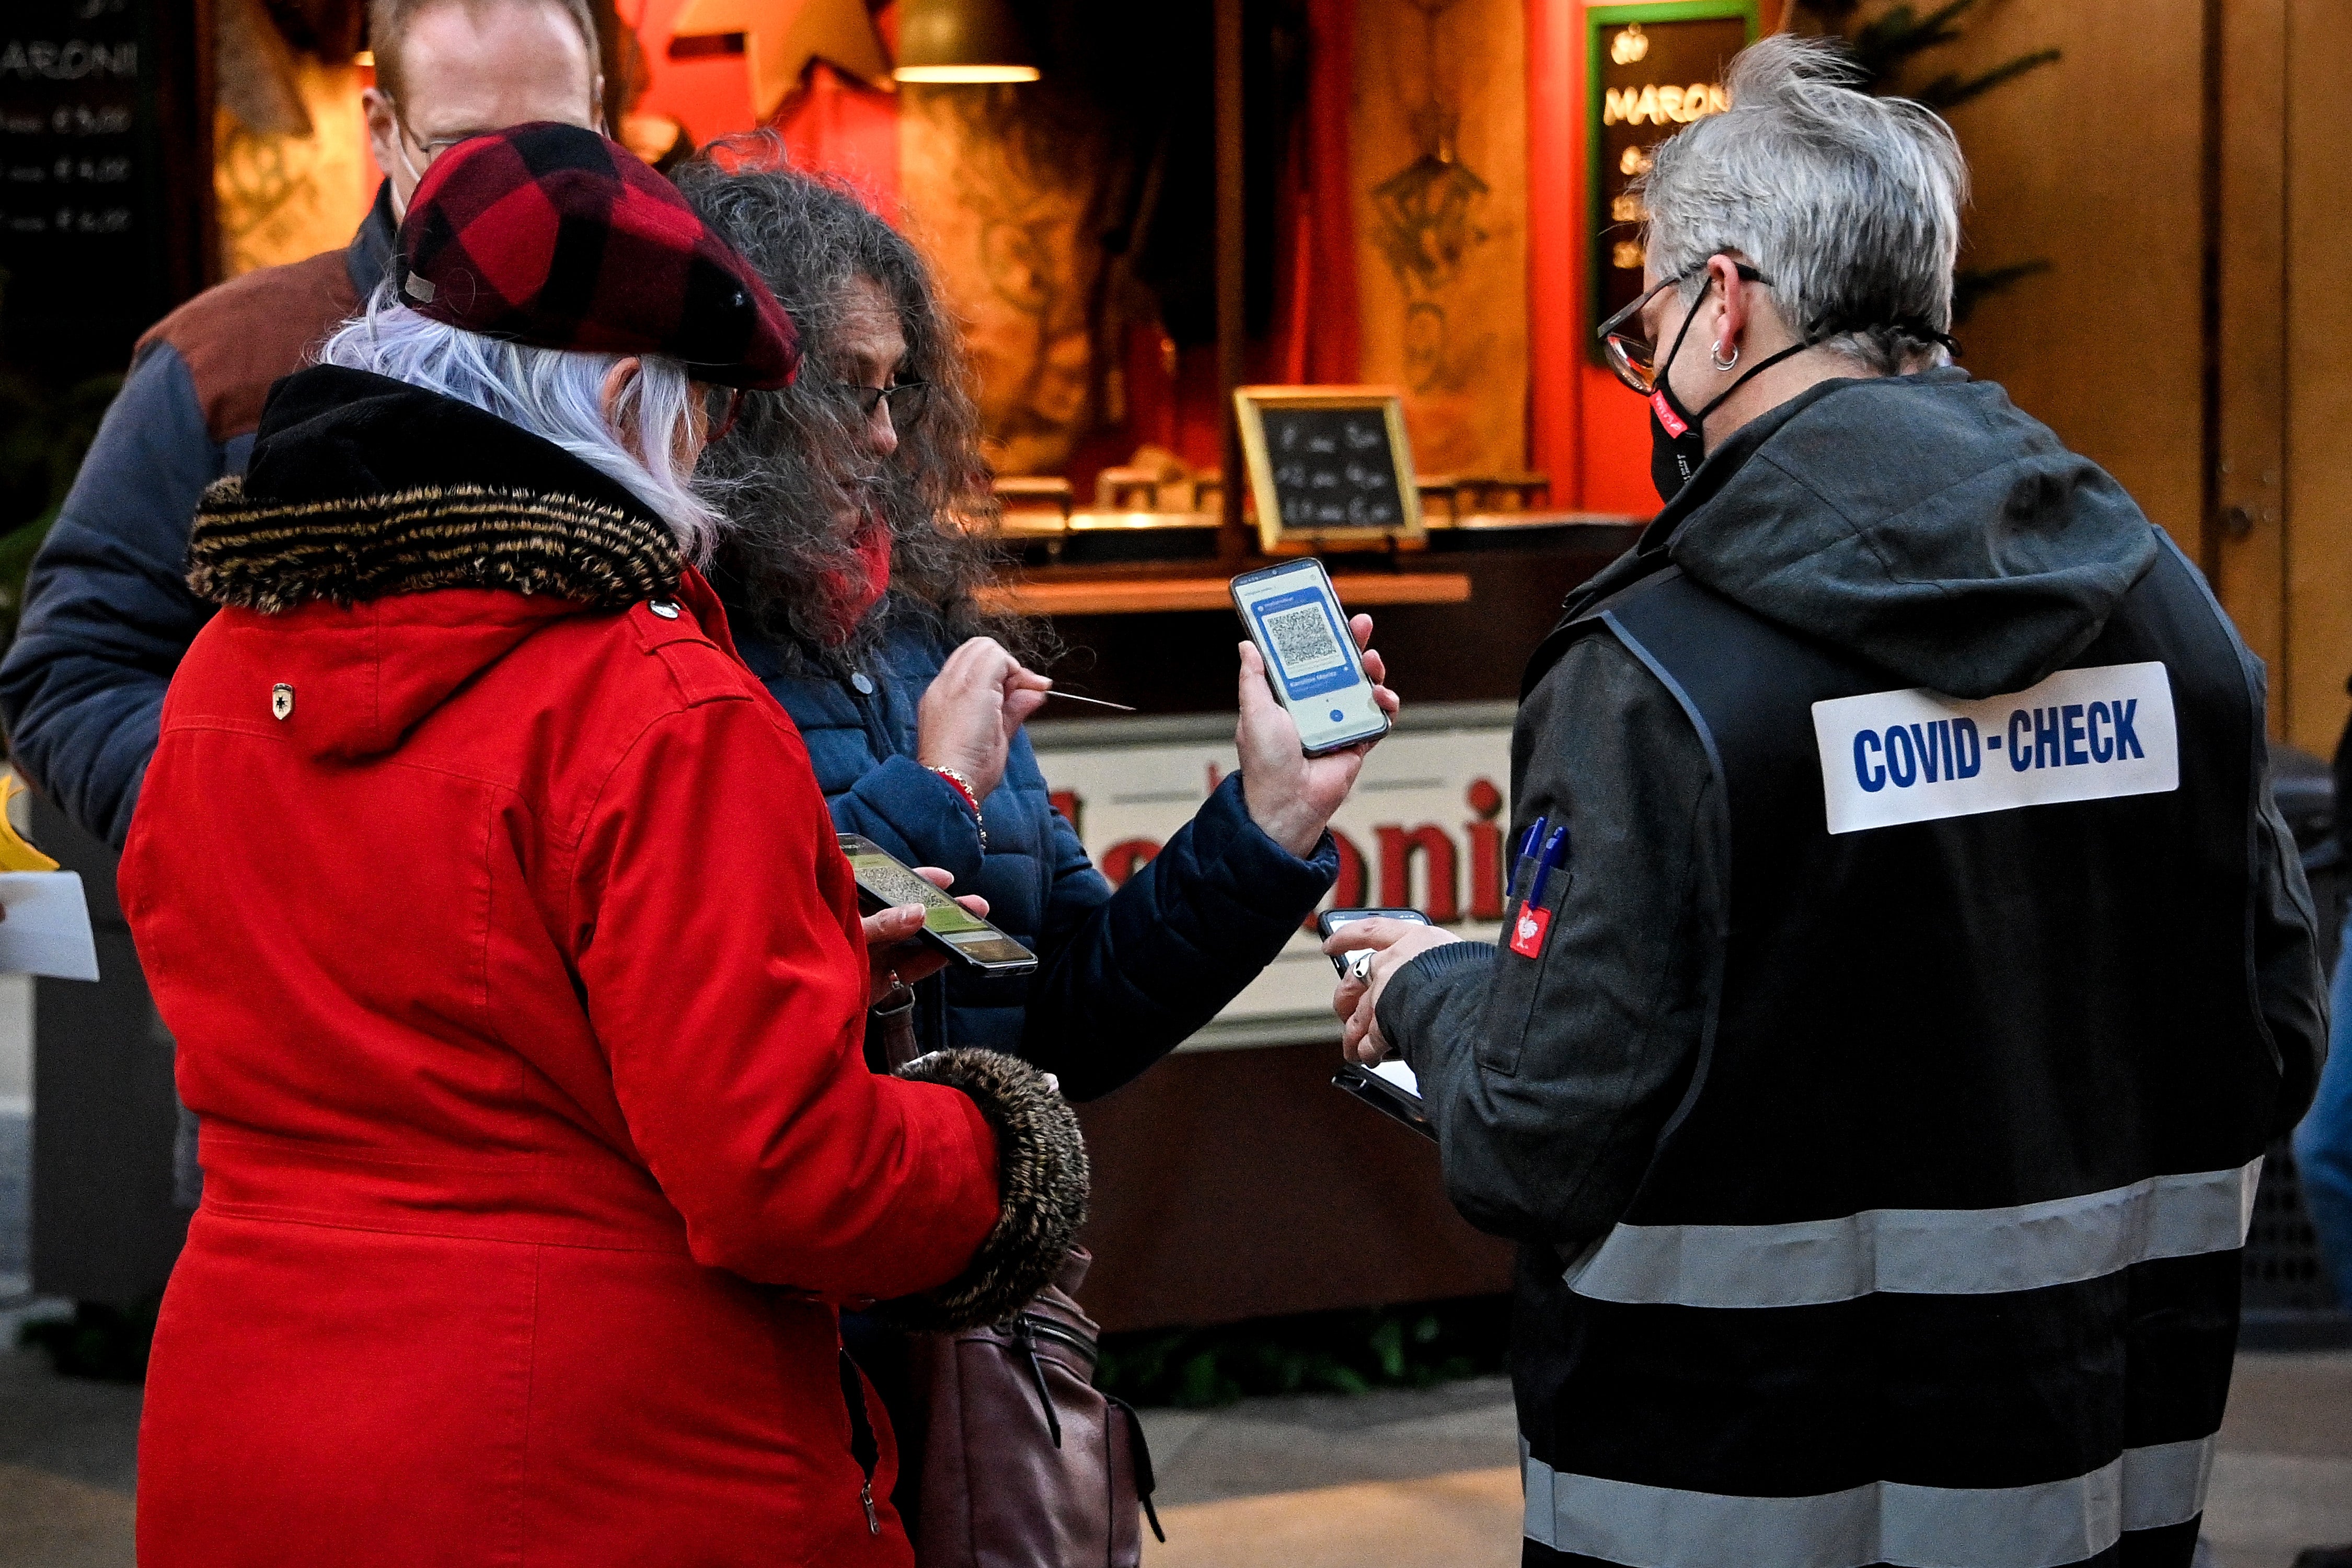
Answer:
[
  {"left": 1952, "top": 259, "right": 2051, "bottom": 325},
  {"left": 1854, "top": 0, "right": 1978, "bottom": 64},
  {"left": 1843, "top": 0, "right": 1985, "bottom": 88},
  {"left": 1912, "top": 47, "right": 2061, "bottom": 111}
]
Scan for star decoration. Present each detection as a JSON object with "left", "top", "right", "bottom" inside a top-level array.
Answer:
[{"left": 668, "top": 0, "right": 892, "bottom": 119}]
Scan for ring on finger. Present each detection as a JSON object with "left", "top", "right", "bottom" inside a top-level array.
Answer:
[{"left": 1347, "top": 950, "right": 1374, "bottom": 984}]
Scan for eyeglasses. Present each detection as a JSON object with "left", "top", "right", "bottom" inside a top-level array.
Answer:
[
  {"left": 700, "top": 384, "right": 746, "bottom": 442},
  {"left": 1596, "top": 261, "right": 1770, "bottom": 394},
  {"left": 383, "top": 94, "right": 607, "bottom": 180},
  {"left": 381, "top": 97, "right": 492, "bottom": 179},
  {"left": 828, "top": 379, "right": 930, "bottom": 428}
]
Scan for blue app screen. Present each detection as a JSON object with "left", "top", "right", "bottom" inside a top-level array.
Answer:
[{"left": 1247, "top": 586, "right": 1357, "bottom": 701}]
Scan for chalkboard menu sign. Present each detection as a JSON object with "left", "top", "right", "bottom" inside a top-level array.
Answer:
[
  {"left": 1233, "top": 386, "right": 1424, "bottom": 552},
  {"left": 2, "top": 0, "right": 207, "bottom": 378},
  {"left": 1586, "top": 2, "right": 1757, "bottom": 353}
]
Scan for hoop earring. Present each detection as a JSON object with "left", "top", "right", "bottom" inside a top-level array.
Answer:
[{"left": 1710, "top": 340, "right": 1740, "bottom": 373}]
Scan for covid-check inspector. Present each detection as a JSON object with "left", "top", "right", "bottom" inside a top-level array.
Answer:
[{"left": 1328, "top": 36, "right": 2325, "bottom": 1568}]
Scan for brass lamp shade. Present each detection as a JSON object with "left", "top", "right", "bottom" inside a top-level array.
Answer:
[{"left": 891, "top": 0, "right": 1040, "bottom": 82}]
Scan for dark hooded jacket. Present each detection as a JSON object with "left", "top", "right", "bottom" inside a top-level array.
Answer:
[{"left": 1378, "top": 369, "right": 2326, "bottom": 1247}]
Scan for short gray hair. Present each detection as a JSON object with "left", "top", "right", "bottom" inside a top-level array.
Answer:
[
  {"left": 317, "top": 291, "right": 730, "bottom": 563},
  {"left": 1639, "top": 33, "right": 1967, "bottom": 374}
]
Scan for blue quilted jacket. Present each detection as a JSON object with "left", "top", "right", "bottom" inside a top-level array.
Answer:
[{"left": 731, "top": 598, "right": 1339, "bottom": 1100}]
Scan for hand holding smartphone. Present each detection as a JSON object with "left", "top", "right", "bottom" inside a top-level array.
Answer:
[
  {"left": 1320, "top": 907, "right": 1437, "bottom": 1139},
  {"left": 1316, "top": 906, "right": 1433, "bottom": 976},
  {"left": 839, "top": 834, "right": 1039, "bottom": 977},
  {"left": 1230, "top": 559, "right": 1391, "bottom": 756}
]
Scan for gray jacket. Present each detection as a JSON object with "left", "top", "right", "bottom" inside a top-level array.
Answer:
[{"left": 1379, "top": 370, "right": 2327, "bottom": 1249}]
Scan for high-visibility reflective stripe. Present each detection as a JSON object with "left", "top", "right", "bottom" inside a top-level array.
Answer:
[
  {"left": 1521, "top": 1437, "right": 2216, "bottom": 1568},
  {"left": 1565, "top": 1159, "right": 2261, "bottom": 1308}
]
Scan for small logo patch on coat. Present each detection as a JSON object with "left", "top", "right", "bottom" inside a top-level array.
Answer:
[{"left": 271, "top": 683, "right": 294, "bottom": 721}]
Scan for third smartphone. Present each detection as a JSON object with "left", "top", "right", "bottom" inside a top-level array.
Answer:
[
  {"left": 838, "top": 833, "right": 1040, "bottom": 977},
  {"left": 1230, "top": 558, "right": 1390, "bottom": 756},
  {"left": 1316, "top": 906, "right": 1432, "bottom": 975}
]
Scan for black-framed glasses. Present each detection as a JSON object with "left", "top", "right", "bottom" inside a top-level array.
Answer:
[
  {"left": 827, "top": 379, "right": 930, "bottom": 428},
  {"left": 1597, "top": 260, "right": 1769, "bottom": 394}
]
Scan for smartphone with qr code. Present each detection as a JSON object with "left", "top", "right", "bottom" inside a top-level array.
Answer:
[
  {"left": 1229, "top": 558, "right": 1391, "bottom": 756},
  {"left": 838, "top": 834, "right": 1040, "bottom": 976}
]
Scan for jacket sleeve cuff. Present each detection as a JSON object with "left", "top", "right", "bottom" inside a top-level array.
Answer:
[
  {"left": 1379, "top": 940, "right": 1497, "bottom": 1070},
  {"left": 842, "top": 754, "right": 986, "bottom": 885},
  {"left": 1193, "top": 771, "right": 1342, "bottom": 909},
  {"left": 878, "top": 1048, "right": 1090, "bottom": 1330}
]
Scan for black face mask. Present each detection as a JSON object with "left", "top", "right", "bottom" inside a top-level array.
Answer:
[{"left": 1646, "top": 283, "right": 1812, "bottom": 505}]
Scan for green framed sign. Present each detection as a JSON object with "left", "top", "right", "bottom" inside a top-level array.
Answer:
[{"left": 1586, "top": 1, "right": 1761, "bottom": 359}]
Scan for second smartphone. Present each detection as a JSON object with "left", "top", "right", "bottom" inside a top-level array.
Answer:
[
  {"left": 1230, "top": 557, "right": 1390, "bottom": 756},
  {"left": 838, "top": 833, "right": 1040, "bottom": 976}
]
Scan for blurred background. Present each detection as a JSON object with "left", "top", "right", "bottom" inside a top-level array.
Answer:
[{"left": 4, "top": 1, "right": 2350, "bottom": 1563}]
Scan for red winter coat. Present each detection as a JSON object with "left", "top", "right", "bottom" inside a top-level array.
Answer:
[{"left": 118, "top": 367, "right": 1086, "bottom": 1567}]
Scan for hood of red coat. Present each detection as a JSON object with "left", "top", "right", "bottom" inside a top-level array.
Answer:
[
  {"left": 190, "top": 365, "right": 731, "bottom": 761},
  {"left": 233, "top": 570, "right": 741, "bottom": 763},
  {"left": 237, "top": 592, "right": 582, "bottom": 761}
]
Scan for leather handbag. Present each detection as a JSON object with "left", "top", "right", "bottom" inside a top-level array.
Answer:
[
  {"left": 912, "top": 1247, "right": 1161, "bottom": 1568},
  {"left": 871, "top": 985, "right": 1161, "bottom": 1566}
]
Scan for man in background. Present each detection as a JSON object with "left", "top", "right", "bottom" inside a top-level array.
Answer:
[
  {"left": 0, "top": 0, "right": 604, "bottom": 1307},
  {"left": 3, "top": 0, "right": 602, "bottom": 847}
]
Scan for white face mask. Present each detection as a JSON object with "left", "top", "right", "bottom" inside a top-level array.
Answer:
[
  {"left": 379, "top": 99, "right": 440, "bottom": 219},
  {"left": 392, "top": 128, "right": 428, "bottom": 188}
]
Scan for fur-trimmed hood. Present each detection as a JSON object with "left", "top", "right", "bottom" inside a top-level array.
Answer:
[
  {"left": 185, "top": 366, "right": 705, "bottom": 764},
  {"left": 190, "top": 365, "right": 684, "bottom": 614}
]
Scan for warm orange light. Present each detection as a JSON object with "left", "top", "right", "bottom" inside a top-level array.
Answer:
[
  {"left": 891, "top": 63, "right": 1040, "bottom": 83},
  {"left": 353, "top": 49, "right": 374, "bottom": 66}
]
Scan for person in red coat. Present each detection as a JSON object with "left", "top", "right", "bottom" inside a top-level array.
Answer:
[{"left": 116, "top": 123, "right": 1087, "bottom": 1567}]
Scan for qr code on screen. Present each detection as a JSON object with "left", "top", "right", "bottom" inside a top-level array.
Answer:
[{"left": 1262, "top": 603, "right": 1345, "bottom": 674}]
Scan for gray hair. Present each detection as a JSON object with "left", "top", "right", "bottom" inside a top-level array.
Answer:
[
  {"left": 316, "top": 291, "right": 731, "bottom": 563},
  {"left": 1639, "top": 33, "right": 1967, "bottom": 374}
]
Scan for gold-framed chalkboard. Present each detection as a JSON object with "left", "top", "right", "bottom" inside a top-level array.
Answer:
[{"left": 1233, "top": 386, "right": 1425, "bottom": 553}]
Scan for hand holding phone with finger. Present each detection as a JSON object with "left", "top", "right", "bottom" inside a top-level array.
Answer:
[
  {"left": 1318, "top": 907, "right": 1438, "bottom": 1138},
  {"left": 1317, "top": 906, "right": 1433, "bottom": 978}
]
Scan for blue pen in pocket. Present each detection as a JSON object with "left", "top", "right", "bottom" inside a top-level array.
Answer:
[
  {"left": 1510, "top": 824, "right": 1570, "bottom": 959},
  {"left": 1504, "top": 815, "right": 1548, "bottom": 906}
]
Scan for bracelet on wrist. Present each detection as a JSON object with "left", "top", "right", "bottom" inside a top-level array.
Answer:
[{"left": 929, "top": 766, "right": 988, "bottom": 850}]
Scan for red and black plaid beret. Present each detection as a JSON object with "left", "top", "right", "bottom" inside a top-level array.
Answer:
[{"left": 394, "top": 122, "right": 799, "bottom": 389}]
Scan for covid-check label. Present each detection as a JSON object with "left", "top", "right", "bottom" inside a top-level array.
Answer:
[{"left": 1811, "top": 661, "right": 2178, "bottom": 835}]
